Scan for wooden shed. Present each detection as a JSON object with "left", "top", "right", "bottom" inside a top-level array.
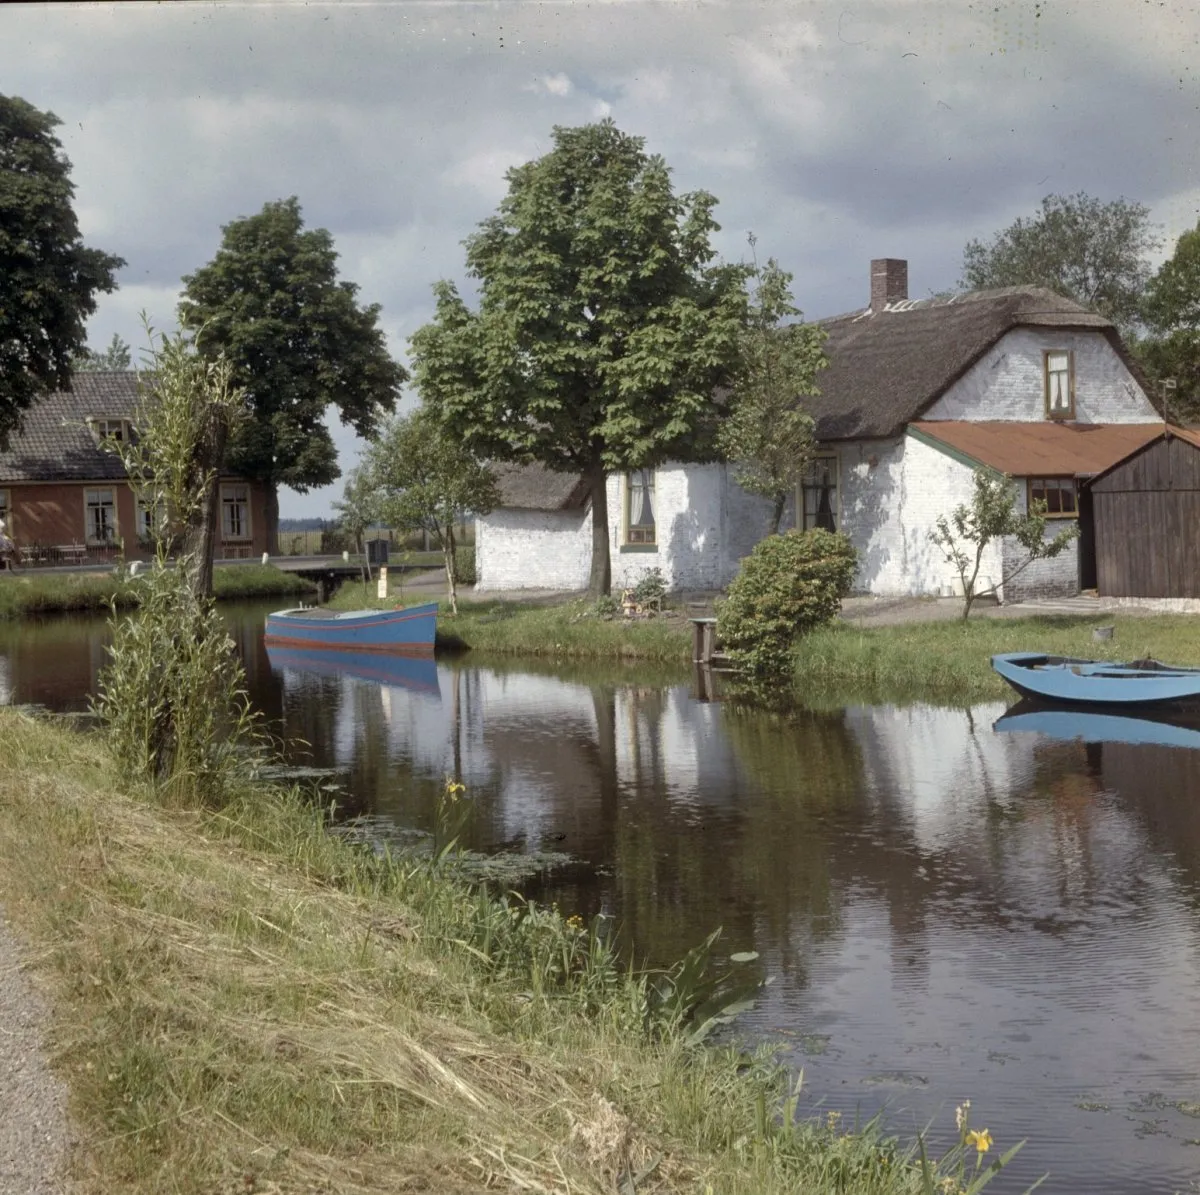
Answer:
[{"left": 1088, "top": 428, "right": 1200, "bottom": 597}]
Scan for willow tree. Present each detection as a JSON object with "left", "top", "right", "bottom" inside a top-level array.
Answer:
[{"left": 409, "top": 120, "right": 749, "bottom": 597}]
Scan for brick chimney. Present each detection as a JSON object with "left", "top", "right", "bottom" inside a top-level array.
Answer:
[{"left": 870, "top": 258, "right": 908, "bottom": 311}]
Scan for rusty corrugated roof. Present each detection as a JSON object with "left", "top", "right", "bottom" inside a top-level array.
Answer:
[{"left": 909, "top": 421, "right": 1178, "bottom": 477}]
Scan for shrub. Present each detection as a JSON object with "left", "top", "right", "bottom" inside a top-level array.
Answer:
[
  {"left": 631, "top": 566, "right": 667, "bottom": 607},
  {"left": 717, "top": 529, "right": 856, "bottom": 679},
  {"left": 454, "top": 544, "right": 477, "bottom": 586}
]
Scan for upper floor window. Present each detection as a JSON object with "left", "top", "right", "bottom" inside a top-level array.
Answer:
[
  {"left": 800, "top": 455, "right": 838, "bottom": 531},
  {"left": 1029, "top": 476, "right": 1078, "bottom": 518},
  {"left": 89, "top": 417, "right": 131, "bottom": 443},
  {"left": 624, "top": 469, "right": 656, "bottom": 545},
  {"left": 1044, "top": 350, "right": 1075, "bottom": 420}
]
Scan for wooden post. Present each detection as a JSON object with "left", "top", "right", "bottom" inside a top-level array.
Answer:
[{"left": 690, "top": 617, "right": 718, "bottom": 664}]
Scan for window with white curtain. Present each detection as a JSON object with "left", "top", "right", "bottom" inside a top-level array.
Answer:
[{"left": 624, "top": 469, "right": 656, "bottom": 545}]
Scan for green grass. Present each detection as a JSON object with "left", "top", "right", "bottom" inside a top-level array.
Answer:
[
  {"left": 0, "top": 563, "right": 314, "bottom": 619},
  {"left": 793, "top": 613, "right": 1200, "bottom": 702},
  {"left": 330, "top": 581, "right": 695, "bottom": 662},
  {"left": 0, "top": 710, "right": 1016, "bottom": 1194}
]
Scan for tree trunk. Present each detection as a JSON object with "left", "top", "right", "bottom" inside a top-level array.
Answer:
[
  {"left": 264, "top": 484, "right": 280, "bottom": 556},
  {"left": 184, "top": 473, "right": 221, "bottom": 599},
  {"left": 770, "top": 492, "right": 787, "bottom": 536},
  {"left": 586, "top": 464, "right": 611, "bottom": 599},
  {"left": 443, "top": 522, "right": 458, "bottom": 615}
]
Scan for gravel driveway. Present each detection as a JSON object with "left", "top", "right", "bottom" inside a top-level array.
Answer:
[{"left": 0, "top": 908, "right": 69, "bottom": 1194}]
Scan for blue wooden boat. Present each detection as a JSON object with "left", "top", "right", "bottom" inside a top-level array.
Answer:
[
  {"left": 264, "top": 602, "right": 438, "bottom": 655},
  {"left": 993, "top": 703, "right": 1200, "bottom": 750},
  {"left": 991, "top": 651, "right": 1200, "bottom": 708},
  {"left": 265, "top": 645, "right": 440, "bottom": 698}
]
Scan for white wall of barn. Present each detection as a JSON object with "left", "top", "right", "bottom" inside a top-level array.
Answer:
[{"left": 923, "top": 328, "right": 1156, "bottom": 423}]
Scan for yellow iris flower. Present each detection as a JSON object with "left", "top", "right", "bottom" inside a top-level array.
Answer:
[{"left": 966, "top": 1128, "right": 992, "bottom": 1155}]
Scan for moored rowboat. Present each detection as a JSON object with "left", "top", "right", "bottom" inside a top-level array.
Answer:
[
  {"left": 264, "top": 602, "right": 438, "bottom": 655},
  {"left": 991, "top": 651, "right": 1200, "bottom": 708}
]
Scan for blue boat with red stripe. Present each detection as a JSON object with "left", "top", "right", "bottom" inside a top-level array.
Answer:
[{"left": 264, "top": 602, "right": 438, "bottom": 655}]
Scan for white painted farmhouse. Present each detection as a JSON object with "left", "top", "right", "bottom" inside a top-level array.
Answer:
[{"left": 476, "top": 260, "right": 1163, "bottom": 599}]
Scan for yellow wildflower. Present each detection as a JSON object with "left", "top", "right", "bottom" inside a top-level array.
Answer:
[{"left": 966, "top": 1128, "right": 992, "bottom": 1155}]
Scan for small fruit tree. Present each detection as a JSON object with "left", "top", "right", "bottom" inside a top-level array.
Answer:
[{"left": 930, "top": 469, "right": 1079, "bottom": 621}]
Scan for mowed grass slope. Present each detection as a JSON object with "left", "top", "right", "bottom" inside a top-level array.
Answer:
[{"left": 0, "top": 710, "right": 965, "bottom": 1194}]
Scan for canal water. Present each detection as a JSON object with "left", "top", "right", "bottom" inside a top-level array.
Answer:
[{"left": 4, "top": 602, "right": 1200, "bottom": 1194}]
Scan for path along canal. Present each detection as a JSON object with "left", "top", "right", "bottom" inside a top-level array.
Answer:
[{"left": 4, "top": 602, "right": 1200, "bottom": 1194}]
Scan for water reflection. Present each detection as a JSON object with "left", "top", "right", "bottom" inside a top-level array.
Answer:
[{"left": 8, "top": 607, "right": 1200, "bottom": 1191}]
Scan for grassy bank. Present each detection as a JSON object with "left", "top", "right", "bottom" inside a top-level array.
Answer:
[
  {"left": 794, "top": 613, "right": 1200, "bottom": 702},
  {"left": 332, "top": 581, "right": 694, "bottom": 662},
  {"left": 0, "top": 710, "right": 1003, "bottom": 1194},
  {"left": 0, "top": 563, "right": 315, "bottom": 619}
]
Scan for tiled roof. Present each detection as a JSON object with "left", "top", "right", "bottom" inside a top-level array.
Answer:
[
  {"left": 809, "top": 286, "right": 1143, "bottom": 441},
  {"left": 0, "top": 372, "right": 140, "bottom": 484},
  {"left": 909, "top": 420, "right": 1171, "bottom": 477}
]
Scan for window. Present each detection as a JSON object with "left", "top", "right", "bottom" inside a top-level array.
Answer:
[
  {"left": 221, "top": 484, "right": 251, "bottom": 541},
  {"left": 136, "top": 497, "right": 167, "bottom": 543},
  {"left": 90, "top": 417, "right": 130, "bottom": 443},
  {"left": 1044, "top": 350, "right": 1075, "bottom": 419},
  {"left": 84, "top": 488, "right": 117, "bottom": 544},
  {"left": 1028, "top": 477, "right": 1078, "bottom": 517},
  {"left": 0, "top": 488, "right": 9, "bottom": 531},
  {"left": 800, "top": 455, "right": 838, "bottom": 531},
  {"left": 624, "top": 469, "right": 656, "bottom": 545}
]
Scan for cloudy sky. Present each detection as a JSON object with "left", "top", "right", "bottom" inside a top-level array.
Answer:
[{"left": 5, "top": 0, "right": 1199, "bottom": 517}]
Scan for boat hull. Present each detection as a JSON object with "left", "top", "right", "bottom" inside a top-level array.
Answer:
[
  {"left": 263, "top": 602, "right": 438, "bottom": 655},
  {"left": 991, "top": 652, "right": 1200, "bottom": 708}
]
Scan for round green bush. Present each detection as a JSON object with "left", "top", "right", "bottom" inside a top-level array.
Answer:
[
  {"left": 717, "top": 529, "right": 857, "bottom": 678},
  {"left": 454, "top": 544, "right": 477, "bottom": 586}
]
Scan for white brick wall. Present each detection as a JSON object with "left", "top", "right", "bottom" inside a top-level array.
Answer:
[
  {"left": 476, "top": 463, "right": 782, "bottom": 593},
  {"left": 924, "top": 328, "right": 1155, "bottom": 423}
]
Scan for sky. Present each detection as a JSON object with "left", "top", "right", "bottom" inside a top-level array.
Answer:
[{"left": 5, "top": 0, "right": 1200, "bottom": 518}]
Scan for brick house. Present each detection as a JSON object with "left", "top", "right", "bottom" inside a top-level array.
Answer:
[
  {"left": 0, "top": 372, "right": 270, "bottom": 566},
  {"left": 475, "top": 260, "right": 1163, "bottom": 599}
]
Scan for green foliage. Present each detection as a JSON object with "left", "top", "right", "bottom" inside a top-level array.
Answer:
[
  {"left": 630, "top": 566, "right": 667, "bottom": 607},
  {"left": 718, "top": 239, "right": 825, "bottom": 533},
  {"left": 361, "top": 408, "right": 497, "bottom": 613},
  {"left": 72, "top": 332, "right": 132, "bottom": 372},
  {"left": 332, "top": 465, "right": 377, "bottom": 580},
  {"left": 179, "top": 197, "right": 406, "bottom": 539},
  {"left": 593, "top": 593, "right": 620, "bottom": 618},
  {"left": 930, "top": 470, "right": 1078, "bottom": 620},
  {"left": 961, "top": 192, "right": 1158, "bottom": 332},
  {"left": 453, "top": 544, "right": 477, "bottom": 586},
  {"left": 718, "top": 529, "right": 857, "bottom": 680},
  {"left": 1139, "top": 219, "right": 1200, "bottom": 421},
  {"left": 0, "top": 94, "right": 124, "bottom": 447},
  {"left": 409, "top": 120, "right": 751, "bottom": 596}
]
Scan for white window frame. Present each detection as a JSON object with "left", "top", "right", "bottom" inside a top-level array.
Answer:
[
  {"left": 220, "top": 483, "right": 252, "bottom": 542},
  {"left": 798, "top": 455, "right": 839, "bottom": 532},
  {"left": 623, "top": 469, "right": 657, "bottom": 547},
  {"left": 90, "top": 417, "right": 131, "bottom": 443},
  {"left": 135, "top": 496, "right": 167, "bottom": 543},
  {"left": 83, "top": 488, "right": 117, "bottom": 545},
  {"left": 0, "top": 488, "right": 9, "bottom": 533}
]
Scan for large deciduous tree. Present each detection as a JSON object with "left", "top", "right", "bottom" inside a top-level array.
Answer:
[
  {"left": 179, "top": 197, "right": 405, "bottom": 552},
  {"left": 717, "top": 241, "right": 825, "bottom": 535},
  {"left": 1139, "top": 220, "right": 1200, "bottom": 422},
  {"left": 362, "top": 408, "right": 498, "bottom": 615},
  {"left": 409, "top": 120, "right": 750, "bottom": 598},
  {"left": 960, "top": 192, "right": 1158, "bottom": 333},
  {"left": 72, "top": 332, "right": 132, "bottom": 372},
  {"left": 0, "top": 94, "right": 124, "bottom": 447}
]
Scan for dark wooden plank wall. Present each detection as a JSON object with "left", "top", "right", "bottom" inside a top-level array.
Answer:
[{"left": 1093, "top": 437, "right": 1200, "bottom": 596}]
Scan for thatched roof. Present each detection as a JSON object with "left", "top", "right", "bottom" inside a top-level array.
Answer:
[
  {"left": 0, "top": 372, "right": 140, "bottom": 484},
  {"left": 493, "top": 462, "right": 591, "bottom": 511},
  {"left": 809, "top": 286, "right": 1132, "bottom": 441}
]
